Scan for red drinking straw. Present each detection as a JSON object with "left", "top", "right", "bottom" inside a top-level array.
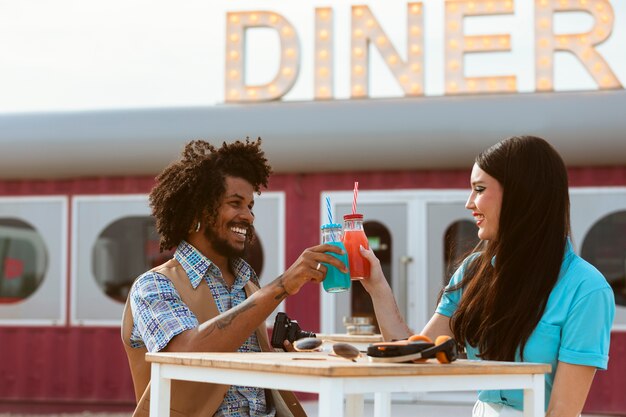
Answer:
[{"left": 352, "top": 181, "right": 358, "bottom": 214}]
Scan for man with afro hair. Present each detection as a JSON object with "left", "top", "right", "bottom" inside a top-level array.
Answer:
[{"left": 122, "top": 138, "right": 346, "bottom": 417}]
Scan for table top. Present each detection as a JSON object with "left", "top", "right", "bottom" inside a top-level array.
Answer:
[{"left": 146, "top": 351, "right": 551, "bottom": 378}]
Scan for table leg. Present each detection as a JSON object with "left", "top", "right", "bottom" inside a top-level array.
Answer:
[
  {"left": 373, "top": 392, "right": 391, "bottom": 417},
  {"left": 150, "top": 363, "right": 171, "bottom": 417},
  {"left": 319, "top": 379, "right": 345, "bottom": 417},
  {"left": 345, "top": 394, "right": 364, "bottom": 417},
  {"left": 523, "top": 374, "right": 545, "bottom": 417}
]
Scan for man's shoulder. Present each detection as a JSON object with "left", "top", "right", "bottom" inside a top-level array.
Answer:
[
  {"left": 151, "top": 257, "right": 182, "bottom": 274},
  {"left": 131, "top": 266, "right": 176, "bottom": 298}
]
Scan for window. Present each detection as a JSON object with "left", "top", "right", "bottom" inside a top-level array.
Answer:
[
  {"left": 444, "top": 220, "right": 479, "bottom": 285},
  {"left": 72, "top": 193, "right": 282, "bottom": 325},
  {"left": 349, "top": 221, "right": 391, "bottom": 334},
  {"left": 72, "top": 195, "right": 153, "bottom": 325},
  {"left": 93, "top": 216, "right": 173, "bottom": 303},
  {"left": 0, "top": 196, "right": 66, "bottom": 325},
  {"left": 0, "top": 218, "right": 47, "bottom": 303},
  {"left": 581, "top": 210, "right": 626, "bottom": 307}
]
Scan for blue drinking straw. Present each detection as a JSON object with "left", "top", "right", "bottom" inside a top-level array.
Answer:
[
  {"left": 326, "top": 196, "right": 333, "bottom": 224},
  {"left": 325, "top": 196, "right": 338, "bottom": 242}
]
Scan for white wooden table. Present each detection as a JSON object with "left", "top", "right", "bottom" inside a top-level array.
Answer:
[{"left": 146, "top": 351, "right": 550, "bottom": 417}]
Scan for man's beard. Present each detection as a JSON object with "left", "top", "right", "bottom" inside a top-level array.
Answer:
[{"left": 204, "top": 222, "right": 255, "bottom": 259}]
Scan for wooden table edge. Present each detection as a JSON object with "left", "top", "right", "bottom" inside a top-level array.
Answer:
[{"left": 146, "top": 352, "right": 551, "bottom": 377}]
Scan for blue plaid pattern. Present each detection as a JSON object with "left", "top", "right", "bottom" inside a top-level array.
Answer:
[{"left": 129, "top": 240, "right": 275, "bottom": 417}]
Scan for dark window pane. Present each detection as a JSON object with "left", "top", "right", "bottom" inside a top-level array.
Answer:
[
  {"left": 444, "top": 220, "right": 479, "bottom": 285},
  {"left": 350, "top": 221, "right": 392, "bottom": 334},
  {"left": 92, "top": 217, "right": 173, "bottom": 303},
  {"left": 581, "top": 211, "right": 626, "bottom": 307},
  {"left": 0, "top": 218, "right": 48, "bottom": 303}
]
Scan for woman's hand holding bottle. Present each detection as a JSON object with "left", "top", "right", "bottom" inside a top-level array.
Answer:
[{"left": 358, "top": 245, "right": 391, "bottom": 294}]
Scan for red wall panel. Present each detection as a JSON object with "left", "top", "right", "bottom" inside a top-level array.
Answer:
[
  {"left": 0, "top": 166, "right": 625, "bottom": 412},
  {"left": 0, "top": 327, "right": 134, "bottom": 413}
]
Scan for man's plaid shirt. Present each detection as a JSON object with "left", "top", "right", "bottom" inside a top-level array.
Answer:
[{"left": 129, "top": 240, "right": 275, "bottom": 416}]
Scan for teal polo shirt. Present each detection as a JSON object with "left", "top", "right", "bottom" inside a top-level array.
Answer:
[{"left": 436, "top": 240, "right": 615, "bottom": 411}]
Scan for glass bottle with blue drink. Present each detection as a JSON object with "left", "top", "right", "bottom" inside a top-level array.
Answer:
[{"left": 320, "top": 223, "right": 351, "bottom": 293}]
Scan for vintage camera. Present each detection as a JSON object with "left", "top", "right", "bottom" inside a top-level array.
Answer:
[{"left": 271, "top": 312, "right": 316, "bottom": 349}]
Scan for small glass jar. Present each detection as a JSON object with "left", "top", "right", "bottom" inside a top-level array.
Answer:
[
  {"left": 342, "top": 214, "right": 370, "bottom": 280},
  {"left": 320, "top": 223, "right": 351, "bottom": 293}
]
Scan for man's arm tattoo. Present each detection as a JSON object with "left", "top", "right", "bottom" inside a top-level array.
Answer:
[
  {"left": 273, "top": 275, "right": 289, "bottom": 301},
  {"left": 213, "top": 300, "right": 257, "bottom": 330}
]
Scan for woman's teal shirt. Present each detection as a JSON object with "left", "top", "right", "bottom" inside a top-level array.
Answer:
[{"left": 436, "top": 240, "right": 615, "bottom": 411}]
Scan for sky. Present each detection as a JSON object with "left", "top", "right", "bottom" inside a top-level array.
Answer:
[{"left": 0, "top": 0, "right": 624, "bottom": 113}]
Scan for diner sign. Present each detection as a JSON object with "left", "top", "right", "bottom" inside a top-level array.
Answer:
[{"left": 223, "top": 0, "right": 623, "bottom": 103}]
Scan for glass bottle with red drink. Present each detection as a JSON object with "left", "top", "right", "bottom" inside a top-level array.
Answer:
[{"left": 342, "top": 213, "right": 370, "bottom": 280}]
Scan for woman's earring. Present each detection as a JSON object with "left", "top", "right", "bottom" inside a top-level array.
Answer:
[{"left": 195, "top": 222, "right": 201, "bottom": 233}]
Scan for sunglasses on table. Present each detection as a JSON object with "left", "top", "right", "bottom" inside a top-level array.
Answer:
[{"left": 293, "top": 337, "right": 361, "bottom": 362}]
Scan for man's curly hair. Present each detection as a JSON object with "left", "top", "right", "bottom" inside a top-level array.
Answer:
[{"left": 149, "top": 138, "right": 272, "bottom": 251}]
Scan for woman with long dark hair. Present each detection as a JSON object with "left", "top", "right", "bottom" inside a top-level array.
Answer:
[{"left": 361, "top": 136, "right": 615, "bottom": 417}]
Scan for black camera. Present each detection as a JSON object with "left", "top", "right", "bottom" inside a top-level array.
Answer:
[{"left": 271, "top": 312, "right": 316, "bottom": 349}]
